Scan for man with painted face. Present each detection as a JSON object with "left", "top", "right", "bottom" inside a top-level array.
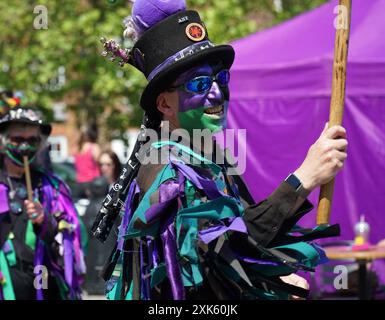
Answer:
[
  {"left": 0, "top": 103, "right": 85, "bottom": 300},
  {"left": 159, "top": 63, "right": 230, "bottom": 133},
  {"left": 98, "top": 0, "right": 346, "bottom": 300}
]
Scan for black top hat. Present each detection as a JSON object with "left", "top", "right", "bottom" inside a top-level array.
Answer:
[
  {"left": 102, "top": 9, "right": 235, "bottom": 118},
  {"left": 0, "top": 106, "right": 52, "bottom": 136},
  {"left": 132, "top": 10, "right": 234, "bottom": 115}
]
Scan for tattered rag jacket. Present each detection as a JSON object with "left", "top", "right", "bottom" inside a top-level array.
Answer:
[
  {"left": 102, "top": 141, "right": 338, "bottom": 300},
  {"left": 0, "top": 169, "right": 85, "bottom": 300}
]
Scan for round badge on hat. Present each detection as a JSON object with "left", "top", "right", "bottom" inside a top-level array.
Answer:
[{"left": 185, "top": 23, "right": 206, "bottom": 42}]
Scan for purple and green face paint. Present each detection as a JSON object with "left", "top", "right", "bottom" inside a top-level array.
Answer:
[{"left": 174, "top": 64, "right": 229, "bottom": 133}]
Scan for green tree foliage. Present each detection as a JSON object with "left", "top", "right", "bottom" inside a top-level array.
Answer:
[
  {"left": 0, "top": 0, "right": 328, "bottom": 140},
  {"left": 0, "top": 0, "right": 143, "bottom": 140},
  {"left": 273, "top": 0, "right": 329, "bottom": 22}
]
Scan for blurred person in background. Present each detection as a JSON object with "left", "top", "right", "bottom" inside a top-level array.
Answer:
[
  {"left": 0, "top": 101, "right": 85, "bottom": 300},
  {"left": 83, "top": 149, "right": 121, "bottom": 295},
  {"left": 74, "top": 125, "right": 101, "bottom": 199},
  {"left": 0, "top": 90, "right": 53, "bottom": 173}
]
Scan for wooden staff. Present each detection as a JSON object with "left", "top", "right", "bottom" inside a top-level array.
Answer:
[
  {"left": 317, "top": 0, "right": 352, "bottom": 225},
  {"left": 23, "top": 155, "right": 33, "bottom": 201}
]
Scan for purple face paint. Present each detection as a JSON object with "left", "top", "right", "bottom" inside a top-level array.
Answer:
[{"left": 175, "top": 64, "right": 224, "bottom": 112}]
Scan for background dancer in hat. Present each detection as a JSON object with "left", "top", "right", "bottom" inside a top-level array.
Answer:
[
  {"left": 0, "top": 95, "right": 85, "bottom": 300},
  {"left": 94, "top": 0, "right": 348, "bottom": 300}
]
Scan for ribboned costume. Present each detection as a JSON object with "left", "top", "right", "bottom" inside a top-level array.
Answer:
[
  {"left": 0, "top": 103, "right": 86, "bottom": 300},
  {"left": 97, "top": 0, "right": 340, "bottom": 300}
]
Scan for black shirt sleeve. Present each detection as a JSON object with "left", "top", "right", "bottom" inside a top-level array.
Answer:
[{"left": 242, "top": 181, "right": 314, "bottom": 247}]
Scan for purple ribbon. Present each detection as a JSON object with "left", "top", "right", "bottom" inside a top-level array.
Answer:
[
  {"left": 0, "top": 184, "right": 9, "bottom": 214},
  {"left": 144, "top": 180, "right": 180, "bottom": 224},
  {"left": 157, "top": 175, "right": 185, "bottom": 300},
  {"left": 1, "top": 241, "right": 11, "bottom": 254},
  {"left": 160, "top": 221, "right": 185, "bottom": 300},
  {"left": 199, "top": 217, "right": 248, "bottom": 244},
  {"left": 146, "top": 237, "right": 159, "bottom": 297},
  {"left": 237, "top": 256, "right": 280, "bottom": 266},
  {"left": 140, "top": 240, "right": 151, "bottom": 300},
  {"left": 43, "top": 175, "right": 85, "bottom": 294},
  {"left": 63, "top": 232, "right": 74, "bottom": 290},
  {"left": 39, "top": 178, "right": 56, "bottom": 240},
  {"left": 33, "top": 176, "right": 55, "bottom": 300},
  {"left": 118, "top": 180, "right": 139, "bottom": 251},
  {"left": 171, "top": 160, "right": 225, "bottom": 200},
  {"left": 151, "top": 239, "right": 158, "bottom": 269},
  {"left": 34, "top": 240, "right": 45, "bottom": 300}
]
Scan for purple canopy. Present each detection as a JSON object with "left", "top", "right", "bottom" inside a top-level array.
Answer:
[{"left": 228, "top": 0, "right": 385, "bottom": 284}]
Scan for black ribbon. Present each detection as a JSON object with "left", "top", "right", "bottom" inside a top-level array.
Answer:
[{"left": 90, "top": 113, "right": 160, "bottom": 242}]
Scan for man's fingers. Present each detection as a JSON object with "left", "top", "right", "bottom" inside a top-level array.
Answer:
[
  {"left": 27, "top": 210, "right": 38, "bottom": 217},
  {"left": 24, "top": 200, "right": 42, "bottom": 208},
  {"left": 324, "top": 125, "right": 347, "bottom": 140},
  {"left": 326, "top": 151, "right": 346, "bottom": 170},
  {"left": 378, "top": 239, "right": 385, "bottom": 247},
  {"left": 24, "top": 200, "right": 36, "bottom": 210},
  {"left": 34, "top": 215, "right": 44, "bottom": 224},
  {"left": 24, "top": 200, "right": 44, "bottom": 221},
  {"left": 334, "top": 150, "right": 348, "bottom": 161},
  {"left": 27, "top": 209, "right": 44, "bottom": 223},
  {"left": 329, "top": 138, "right": 348, "bottom": 151}
]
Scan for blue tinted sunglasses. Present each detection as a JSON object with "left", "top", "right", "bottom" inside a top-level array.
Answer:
[{"left": 169, "top": 69, "right": 230, "bottom": 94}]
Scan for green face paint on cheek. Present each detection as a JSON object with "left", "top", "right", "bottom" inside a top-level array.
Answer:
[
  {"left": 177, "top": 104, "right": 228, "bottom": 134},
  {"left": 4, "top": 143, "right": 38, "bottom": 167}
]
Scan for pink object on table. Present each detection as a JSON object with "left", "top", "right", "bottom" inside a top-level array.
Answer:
[{"left": 352, "top": 243, "right": 372, "bottom": 251}]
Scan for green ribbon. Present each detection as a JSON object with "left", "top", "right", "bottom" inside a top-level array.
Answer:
[
  {"left": 25, "top": 220, "right": 36, "bottom": 251},
  {"left": 0, "top": 250, "right": 16, "bottom": 300},
  {"left": 4, "top": 239, "right": 16, "bottom": 267},
  {"left": 106, "top": 263, "right": 124, "bottom": 300},
  {"left": 273, "top": 241, "right": 321, "bottom": 268},
  {"left": 125, "top": 164, "right": 176, "bottom": 238},
  {"left": 151, "top": 140, "right": 222, "bottom": 175},
  {"left": 150, "top": 263, "right": 167, "bottom": 288}
]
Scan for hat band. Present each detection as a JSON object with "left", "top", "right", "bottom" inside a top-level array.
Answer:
[{"left": 146, "top": 40, "right": 214, "bottom": 82}]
